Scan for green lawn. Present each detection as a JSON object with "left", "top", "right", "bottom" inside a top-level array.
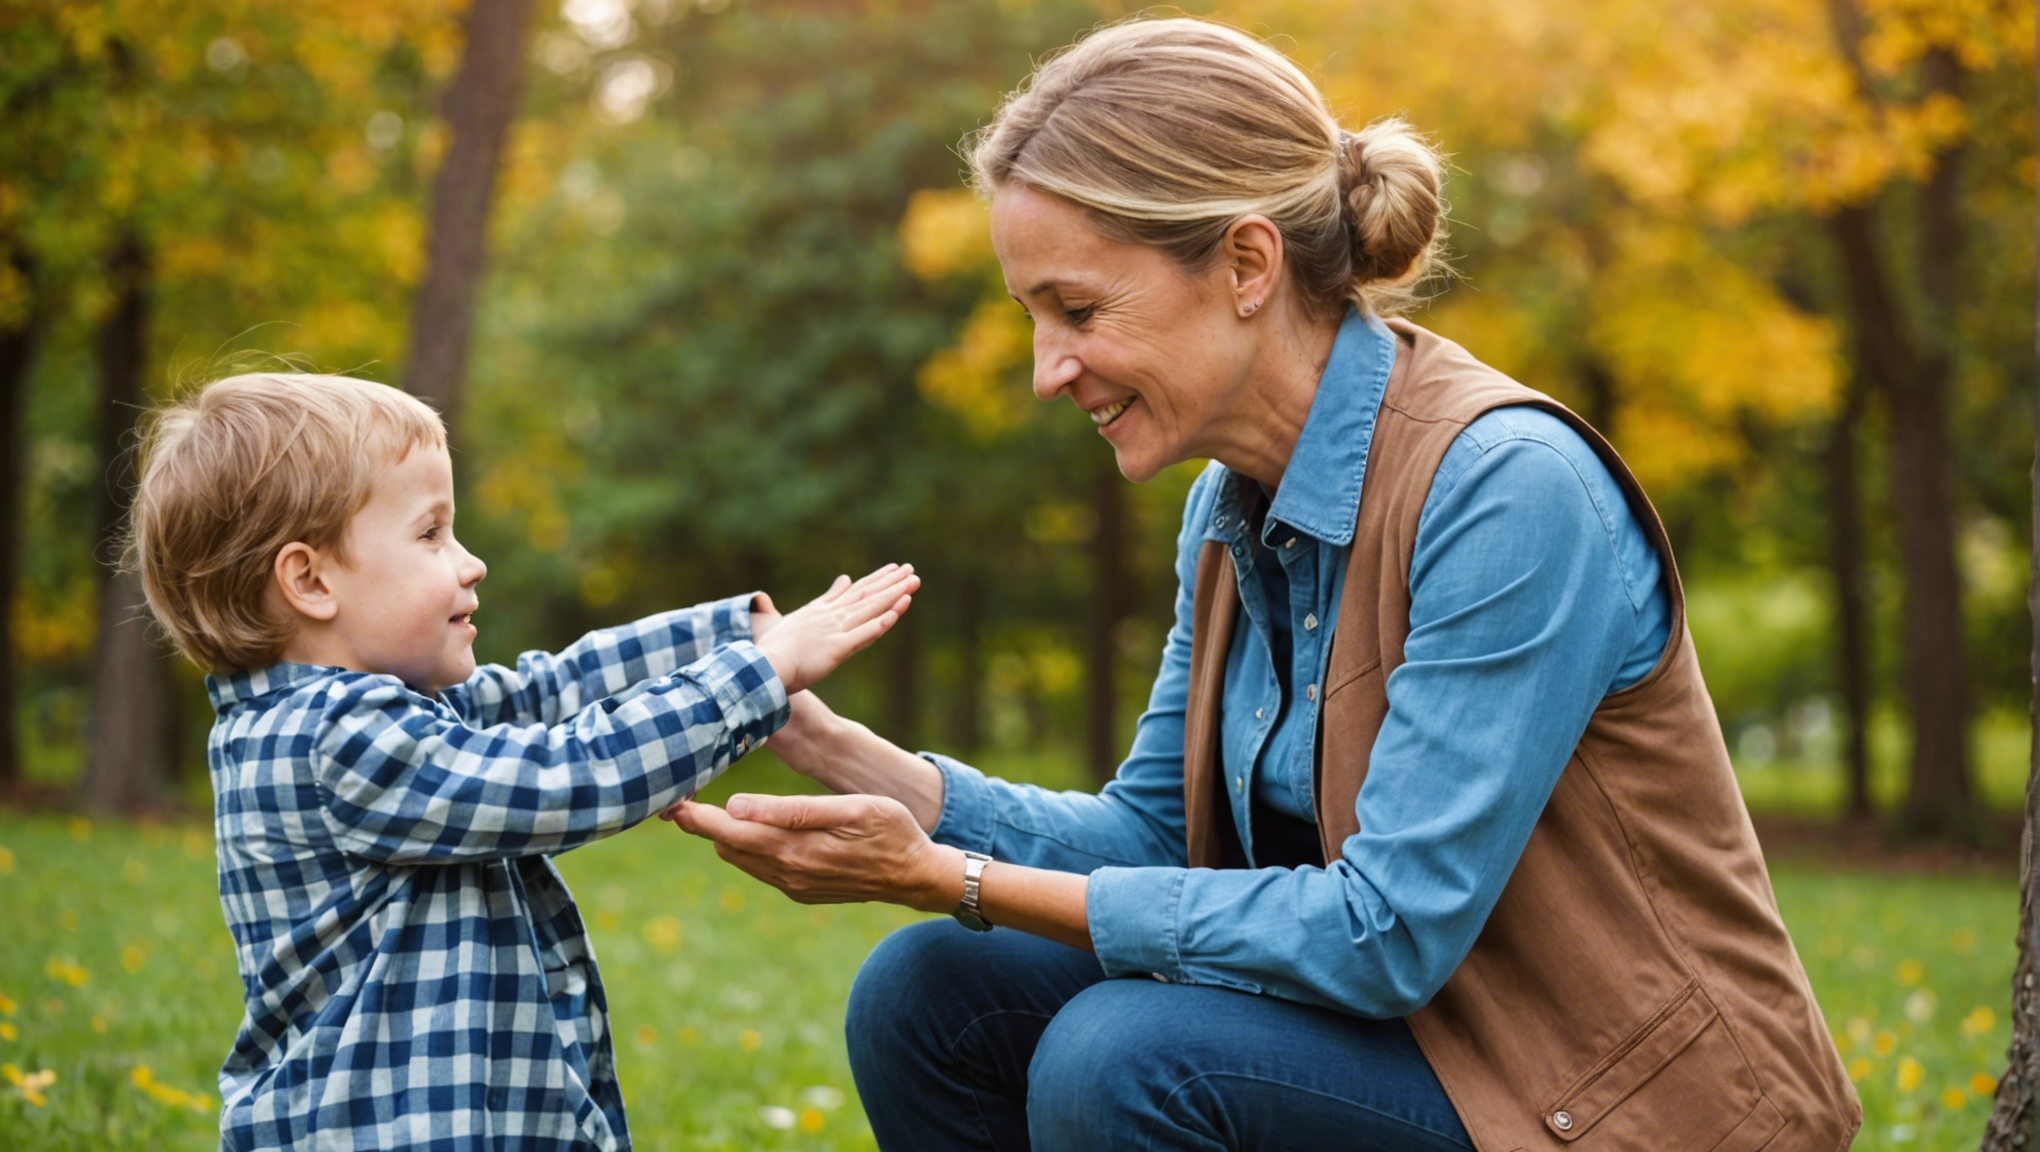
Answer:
[{"left": 0, "top": 786, "right": 2018, "bottom": 1151}]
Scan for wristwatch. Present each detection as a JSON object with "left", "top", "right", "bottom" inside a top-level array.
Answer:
[{"left": 950, "top": 850, "right": 994, "bottom": 932}]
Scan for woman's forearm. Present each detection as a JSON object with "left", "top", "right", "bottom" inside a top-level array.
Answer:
[
  {"left": 770, "top": 696, "right": 946, "bottom": 831},
  {"left": 973, "top": 858, "right": 1094, "bottom": 952}
]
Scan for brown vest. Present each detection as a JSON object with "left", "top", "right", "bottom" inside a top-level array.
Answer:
[{"left": 1183, "top": 320, "right": 1861, "bottom": 1151}]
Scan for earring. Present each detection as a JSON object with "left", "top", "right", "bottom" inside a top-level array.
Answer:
[{"left": 1241, "top": 300, "right": 1262, "bottom": 317}]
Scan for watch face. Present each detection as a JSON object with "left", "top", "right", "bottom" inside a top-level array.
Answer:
[{"left": 951, "top": 909, "right": 994, "bottom": 932}]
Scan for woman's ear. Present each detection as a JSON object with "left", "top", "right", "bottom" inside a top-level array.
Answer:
[
  {"left": 1223, "top": 214, "right": 1285, "bottom": 317},
  {"left": 273, "top": 542, "right": 340, "bottom": 622}
]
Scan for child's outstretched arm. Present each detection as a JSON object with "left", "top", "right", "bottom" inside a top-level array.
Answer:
[
  {"left": 448, "top": 594, "right": 764, "bottom": 729},
  {"left": 311, "top": 564, "right": 917, "bottom": 864}
]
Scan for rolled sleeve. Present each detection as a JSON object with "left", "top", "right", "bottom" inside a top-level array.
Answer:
[{"left": 1086, "top": 866, "right": 1185, "bottom": 980}]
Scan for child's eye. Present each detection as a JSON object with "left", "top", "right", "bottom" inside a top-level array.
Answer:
[{"left": 421, "top": 526, "right": 442, "bottom": 541}]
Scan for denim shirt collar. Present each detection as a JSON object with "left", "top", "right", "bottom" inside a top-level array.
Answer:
[{"left": 1210, "top": 308, "right": 1397, "bottom": 547}]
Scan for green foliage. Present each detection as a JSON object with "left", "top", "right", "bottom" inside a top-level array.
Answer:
[{"left": 0, "top": 808, "right": 2017, "bottom": 1150}]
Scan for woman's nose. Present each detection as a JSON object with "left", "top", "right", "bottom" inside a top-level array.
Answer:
[{"left": 1032, "top": 334, "right": 1080, "bottom": 401}]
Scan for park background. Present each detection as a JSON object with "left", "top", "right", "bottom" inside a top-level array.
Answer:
[{"left": 0, "top": 0, "right": 2032, "bottom": 1147}]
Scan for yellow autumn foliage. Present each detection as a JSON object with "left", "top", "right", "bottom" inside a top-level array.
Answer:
[
  {"left": 898, "top": 189, "right": 994, "bottom": 283},
  {"left": 915, "top": 298, "right": 1032, "bottom": 438}
]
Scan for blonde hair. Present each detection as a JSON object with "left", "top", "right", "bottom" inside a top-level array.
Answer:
[
  {"left": 968, "top": 16, "right": 1448, "bottom": 318},
  {"left": 127, "top": 372, "right": 447, "bottom": 675}
]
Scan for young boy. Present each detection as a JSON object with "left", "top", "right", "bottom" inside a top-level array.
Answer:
[{"left": 127, "top": 371, "right": 917, "bottom": 1152}]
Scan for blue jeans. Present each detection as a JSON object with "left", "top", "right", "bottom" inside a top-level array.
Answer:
[{"left": 845, "top": 921, "right": 1475, "bottom": 1151}]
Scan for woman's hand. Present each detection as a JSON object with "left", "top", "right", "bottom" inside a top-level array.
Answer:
[{"left": 670, "top": 793, "right": 958, "bottom": 913}]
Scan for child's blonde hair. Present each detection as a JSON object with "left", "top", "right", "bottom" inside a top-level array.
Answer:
[{"left": 128, "top": 372, "right": 447, "bottom": 675}]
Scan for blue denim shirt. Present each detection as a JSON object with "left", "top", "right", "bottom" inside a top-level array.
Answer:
[{"left": 930, "top": 311, "right": 1671, "bottom": 1017}]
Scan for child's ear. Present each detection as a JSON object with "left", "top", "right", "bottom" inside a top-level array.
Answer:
[{"left": 273, "top": 542, "right": 340, "bottom": 622}]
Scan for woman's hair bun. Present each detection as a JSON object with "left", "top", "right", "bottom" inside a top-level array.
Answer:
[{"left": 1338, "top": 118, "right": 1445, "bottom": 288}]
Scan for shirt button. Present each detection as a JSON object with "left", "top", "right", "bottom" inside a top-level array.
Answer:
[
  {"left": 1305, "top": 684, "right": 1318, "bottom": 702},
  {"left": 1303, "top": 613, "right": 1318, "bottom": 631},
  {"left": 1552, "top": 1111, "right": 1574, "bottom": 1132},
  {"left": 1232, "top": 545, "right": 1246, "bottom": 558},
  {"left": 1255, "top": 707, "right": 1264, "bottom": 719},
  {"left": 1213, "top": 514, "right": 1228, "bottom": 529},
  {"left": 737, "top": 736, "right": 751, "bottom": 754},
  {"left": 1284, "top": 537, "right": 1297, "bottom": 549},
  {"left": 1234, "top": 775, "right": 1245, "bottom": 792}
]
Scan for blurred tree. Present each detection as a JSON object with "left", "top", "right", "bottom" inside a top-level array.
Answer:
[
  {"left": 407, "top": 0, "right": 539, "bottom": 438},
  {"left": 1978, "top": 40, "right": 2038, "bottom": 1144},
  {"left": 472, "top": 0, "right": 1148, "bottom": 770},
  {"left": 3, "top": 0, "right": 463, "bottom": 805}
]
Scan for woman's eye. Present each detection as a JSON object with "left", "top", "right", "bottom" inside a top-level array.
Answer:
[{"left": 1064, "top": 305, "right": 1096, "bottom": 326}]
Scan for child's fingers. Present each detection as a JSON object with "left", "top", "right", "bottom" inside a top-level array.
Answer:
[{"left": 841, "top": 563, "right": 912, "bottom": 601}]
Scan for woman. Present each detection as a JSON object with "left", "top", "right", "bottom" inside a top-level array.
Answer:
[{"left": 671, "top": 16, "right": 1860, "bottom": 1152}]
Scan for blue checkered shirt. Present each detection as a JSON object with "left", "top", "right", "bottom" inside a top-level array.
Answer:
[{"left": 205, "top": 595, "right": 787, "bottom": 1152}]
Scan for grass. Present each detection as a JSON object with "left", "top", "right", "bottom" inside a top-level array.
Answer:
[{"left": 0, "top": 755, "right": 2021, "bottom": 1150}]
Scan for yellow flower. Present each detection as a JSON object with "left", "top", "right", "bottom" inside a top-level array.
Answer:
[
  {"left": 1846, "top": 1057, "right": 1872, "bottom": 1082},
  {"left": 43, "top": 958, "right": 88, "bottom": 987},
  {"left": 798, "top": 1107, "right": 826, "bottom": 1132},
  {"left": 0, "top": 993, "right": 14, "bottom": 1016},
  {"left": 66, "top": 817, "right": 91, "bottom": 842},
  {"left": 642, "top": 915, "right": 683, "bottom": 956},
  {"left": 121, "top": 858, "right": 147, "bottom": 884},
  {"left": 1896, "top": 1057, "right": 1924, "bottom": 1093},
  {"left": 0, "top": 846, "right": 14, "bottom": 875},
  {"left": 121, "top": 945, "right": 146, "bottom": 974},
  {"left": 738, "top": 1028, "right": 762, "bottom": 1052},
  {"left": 1872, "top": 1031, "right": 1896, "bottom": 1056},
  {"left": 677, "top": 1026, "right": 699, "bottom": 1048},
  {"left": 1942, "top": 1087, "right": 1968, "bottom": 1110},
  {"left": 132, "top": 1065, "right": 156, "bottom": 1089},
  {"left": 1961, "top": 1006, "right": 1997, "bottom": 1036},
  {"left": 5, "top": 1063, "right": 56, "bottom": 1107},
  {"left": 718, "top": 887, "right": 745, "bottom": 914},
  {"left": 633, "top": 1025, "right": 657, "bottom": 1048},
  {"left": 0, "top": 1023, "right": 16, "bottom": 1042},
  {"left": 90, "top": 1014, "right": 107, "bottom": 1034},
  {"left": 1973, "top": 1072, "right": 2001, "bottom": 1096},
  {"left": 1894, "top": 959, "right": 1923, "bottom": 985},
  {"left": 1845, "top": 1017, "right": 1870, "bottom": 1045}
]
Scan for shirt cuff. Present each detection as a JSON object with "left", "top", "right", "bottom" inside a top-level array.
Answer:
[
  {"left": 673, "top": 639, "right": 789, "bottom": 757},
  {"left": 925, "top": 753, "right": 997, "bottom": 852},
  {"left": 1086, "top": 866, "right": 1186, "bottom": 981}
]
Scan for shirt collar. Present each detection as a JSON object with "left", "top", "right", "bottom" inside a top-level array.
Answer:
[
  {"left": 207, "top": 661, "right": 342, "bottom": 711},
  {"left": 1212, "top": 308, "right": 1397, "bottom": 548}
]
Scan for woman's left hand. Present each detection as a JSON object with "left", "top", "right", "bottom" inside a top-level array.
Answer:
[{"left": 669, "top": 793, "right": 959, "bottom": 914}]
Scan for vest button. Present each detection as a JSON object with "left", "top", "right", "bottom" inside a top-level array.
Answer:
[
  {"left": 1303, "top": 613, "right": 1318, "bottom": 631},
  {"left": 1255, "top": 707, "right": 1264, "bottom": 719},
  {"left": 1284, "top": 537, "right": 1297, "bottom": 549},
  {"left": 1305, "top": 684, "right": 1318, "bottom": 701},
  {"left": 1234, "top": 775, "right": 1245, "bottom": 792},
  {"left": 1553, "top": 1111, "right": 1574, "bottom": 1132}
]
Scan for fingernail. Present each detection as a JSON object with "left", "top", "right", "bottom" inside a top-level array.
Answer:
[{"left": 727, "top": 796, "right": 752, "bottom": 819}]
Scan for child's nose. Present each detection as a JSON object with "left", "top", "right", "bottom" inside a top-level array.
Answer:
[{"left": 460, "top": 544, "right": 488, "bottom": 585}]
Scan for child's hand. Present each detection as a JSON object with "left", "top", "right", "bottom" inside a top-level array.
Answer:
[{"left": 754, "top": 564, "right": 919, "bottom": 695}]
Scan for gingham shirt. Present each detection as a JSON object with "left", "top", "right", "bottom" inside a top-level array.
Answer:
[{"left": 205, "top": 595, "right": 786, "bottom": 1152}]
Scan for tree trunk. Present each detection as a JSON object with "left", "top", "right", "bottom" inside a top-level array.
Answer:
[
  {"left": 404, "top": 0, "right": 538, "bottom": 437},
  {"left": 1824, "top": 372, "right": 1874, "bottom": 820},
  {"left": 1827, "top": 202, "right": 1979, "bottom": 841},
  {"left": 0, "top": 250, "right": 41, "bottom": 790},
  {"left": 952, "top": 564, "right": 985, "bottom": 757},
  {"left": 1085, "top": 459, "right": 1131, "bottom": 785},
  {"left": 1977, "top": 32, "right": 2040, "bottom": 1148},
  {"left": 80, "top": 235, "right": 177, "bottom": 813}
]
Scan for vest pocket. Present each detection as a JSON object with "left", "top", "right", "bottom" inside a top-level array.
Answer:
[{"left": 1540, "top": 980, "right": 1782, "bottom": 1150}]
